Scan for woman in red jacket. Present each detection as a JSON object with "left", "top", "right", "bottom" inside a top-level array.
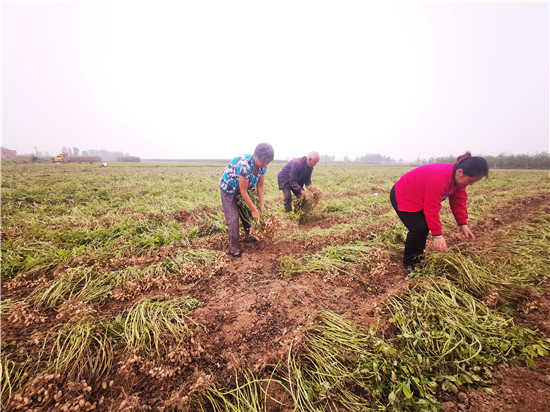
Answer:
[{"left": 390, "top": 152, "right": 489, "bottom": 274}]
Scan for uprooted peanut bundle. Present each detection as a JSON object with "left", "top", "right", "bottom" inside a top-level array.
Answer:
[
  {"left": 236, "top": 190, "right": 283, "bottom": 240},
  {"left": 292, "top": 186, "right": 322, "bottom": 213},
  {"left": 292, "top": 186, "right": 323, "bottom": 223},
  {"left": 252, "top": 211, "right": 281, "bottom": 240}
]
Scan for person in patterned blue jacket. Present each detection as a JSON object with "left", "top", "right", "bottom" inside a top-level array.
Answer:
[{"left": 220, "top": 143, "right": 275, "bottom": 257}]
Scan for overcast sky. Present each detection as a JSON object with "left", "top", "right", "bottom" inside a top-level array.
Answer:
[{"left": 2, "top": 0, "right": 549, "bottom": 161}]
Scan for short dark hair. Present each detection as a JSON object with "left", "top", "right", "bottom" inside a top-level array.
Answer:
[
  {"left": 254, "top": 143, "right": 274, "bottom": 163},
  {"left": 453, "top": 152, "right": 489, "bottom": 178}
]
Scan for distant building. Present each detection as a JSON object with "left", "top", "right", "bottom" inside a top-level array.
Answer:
[{"left": 1, "top": 147, "right": 17, "bottom": 158}]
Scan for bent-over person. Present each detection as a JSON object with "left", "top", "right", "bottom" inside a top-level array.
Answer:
[
  {"left": 278, "top": 151, "right": 320, "bottom": 213},
  {"left": 390, "top": 152, "right": 489, "bottom": 274},
  {"left": 219, "top": 143, "right": 275, "bottom": 257}
]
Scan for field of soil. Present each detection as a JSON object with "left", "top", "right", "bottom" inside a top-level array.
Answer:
[{"left": 1, "top": 164, "right": 549, "bottom": 411}]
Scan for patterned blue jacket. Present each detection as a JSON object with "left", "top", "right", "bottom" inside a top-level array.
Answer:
[{"left": 220, "top": 154, "right": 267, "bottom": 195}]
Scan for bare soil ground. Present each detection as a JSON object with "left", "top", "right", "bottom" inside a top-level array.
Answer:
[{"left": 2, "top": 193, "right": 549, "bottom": 411}]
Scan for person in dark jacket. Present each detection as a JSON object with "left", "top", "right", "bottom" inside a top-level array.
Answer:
[
  {"left": 390, "top": 152, "right": 489, "bottom": 274},
  {"left": 278, "top": 151, "right": 320, "bottom": 213}
]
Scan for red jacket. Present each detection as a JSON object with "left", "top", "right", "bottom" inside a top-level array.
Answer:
[{"left": 394, "top": 163, "right": 468, "bottom": 236}]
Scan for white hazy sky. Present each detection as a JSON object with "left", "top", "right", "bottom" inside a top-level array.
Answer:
[{"left": 2, "top": 0, "right": 549, "bottom": 161}]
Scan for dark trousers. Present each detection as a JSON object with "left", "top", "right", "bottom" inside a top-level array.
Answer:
[
  {"left": 220, "top": 189, "right": 252, "bottom": 254},
  {"left": 281, "top": 186, "right": 302, "bottom": 213},
  {"left": 390, "top": 185, "right": 429, "bottom": 267}
]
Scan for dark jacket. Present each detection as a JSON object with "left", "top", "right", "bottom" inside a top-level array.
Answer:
[{"left": 278, "top": 156, "right": 313, "bottom": 192}]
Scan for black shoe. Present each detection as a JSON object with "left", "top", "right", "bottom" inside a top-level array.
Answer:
[
  {"left": 243, "top": 236, "right": 257, "bottom": 243},
  {"left": 402, "top": 264, "right": 414, "bottom": 274},
  {"left": 229, "top": 251, "right": 242, "bottom": 258}
]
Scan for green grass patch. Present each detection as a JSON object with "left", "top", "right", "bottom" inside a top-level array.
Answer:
[
  {"left": 279, "top": 241, "right": 373, "bottom": 277},
  {"left": 417, "top": 252, "right": 535, "bottom": 306},
  {"left": 121, "top": 296, "right": 203, "bottom": 355},
  {"left": 389, "top": 278, "right": 549, "bottom": 383},
  {"left": 44, "top": 317, "right": 122, "bottom": 381},
  {"left": 1, "top": 355, "right": 30, "bottom": 408},
  {"left": 199, "top": 370, "right": 286, "bottom": 412}
]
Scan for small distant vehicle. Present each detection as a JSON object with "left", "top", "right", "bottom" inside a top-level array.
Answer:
[{"left": 53, "top": 152, "right": 70, "bottom": 163}]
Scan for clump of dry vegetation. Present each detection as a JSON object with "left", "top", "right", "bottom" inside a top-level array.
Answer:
[
  {"left": 292, "top": 186, "right": 323, "bottom": 223},
  {"left": 293, "top": 186, "right": 322, "bottom": 213},
  {"left": 237, "top": 189, "right": 286, "bottom": 240},
  {"left": 278, "top": 241, "right": 373, "bottom": 277},
  {"left": 252, "top": 211, "right": 284, "bottom": 241}
]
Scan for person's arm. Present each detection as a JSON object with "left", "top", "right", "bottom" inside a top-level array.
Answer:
[
  {"left": 239, "top": 178, "right": 260, "bottom": 219},
  {"left": 433, "top": 235, "right": 447, "bottom": 252},
  {"left": 460, "top": 224, "right": 475, "bottom": 242},
  {"left": 304, "top": 168, "right": 313, "bottom": 187},
  {"left": 301, "top": 168, "right": 313, "bottom": 198},
  {"left": 449, "top": 188, "right": 474, "bottom": 242},
  {"left": 257, "top": 174, "right": 266, "bottom": 212},
  {"left": 423, "top": 184, "right": 445, "bottom": 236},
  {"left": 449, "top": 187, "right": 468, "bottom": 223},
  {"left": 423, "top": 179, "right": 447, "bottom": 252}
]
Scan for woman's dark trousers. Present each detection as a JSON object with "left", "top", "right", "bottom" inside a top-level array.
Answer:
[{"left": 390, "top": 185, "right": 429, "bottom": 268}]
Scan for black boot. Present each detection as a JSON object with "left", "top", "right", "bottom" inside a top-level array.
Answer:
[
  {"left": 402, "top": 254, "right": 423, "bottom": 275},
  {"left": 243, "top": 228, "right": 257, "bottom": 243},
  {"left": 402, "top": 263, "right": 414, "bottom": 274}
]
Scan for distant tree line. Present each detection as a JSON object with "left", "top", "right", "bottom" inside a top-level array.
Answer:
[
  {"left": 69, "top": 156, "right": 102, "bottom": 163},
  {"left": 64, "top": 147, "right": 124, "bottom": 161},
  {"left": 115, "top": 156, "right": 141, "bottom": 163},
  {"left": 320, "top": 154, "right": 336, "bottom": 162},
  {"left": 319, "top": 153, "right": 398, "bottom": 164},
  {"left": 59, "top": 147, "right": 140, "bottom": 162},
  {"left": 318, "top": 152, "right": 549, "bottom": 169},
  {"left": 419, "top": 152, "right": 549, "bottom": 170},
  {"left": 355, "top": 153, "right": 395, "bottom": 164}
]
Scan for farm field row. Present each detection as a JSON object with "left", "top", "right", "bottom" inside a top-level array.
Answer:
[{"left": 1, "top": 162, "right": 549, "bottom": 411}]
